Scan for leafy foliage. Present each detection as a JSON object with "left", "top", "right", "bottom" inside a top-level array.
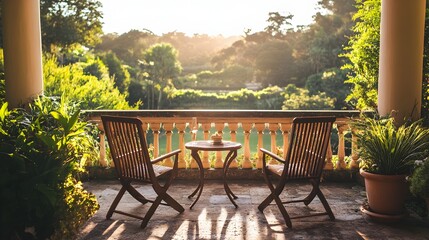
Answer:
[
  {"left": 305, "top": 68, "right": 351, "bottom": 109},
  {"left": 43, "top": 57, "right": 134, "bottom": 110},
  {"left": 342, "top": 0, "right": 381, "bottom": 109},
  {"left": 82, "top": 57, "right": 110, "bottom": 80},
  {"left": 0, "top": 96, "right": 99, "bottom": 239},
  {"left": 180, "top": 65, "right": 252, "bottom": 90},
  {"left": 166, "top": 85, "right": 333, "bottom": 110},
  {"left": 98, "top": 51, "right": 131, "bottom": 94},
  {"left": 410, "top": 157, "right": 429, "bottom": 198},
  {"left": 40, "top": 0, "right": 103, "bottom": 50},
  {"left": 140, "top": 43, "right": 182, "bottom": 109},
  {"left": 282, "top": 84, "right": 335, "bottom": 110},
  {"left": 352, "top": 115, "right": 429, "bottom": 175}
]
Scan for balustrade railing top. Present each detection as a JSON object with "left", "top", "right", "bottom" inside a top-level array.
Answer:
[{"left": 85, "top": 109, "right": 360, "bottom": 118}]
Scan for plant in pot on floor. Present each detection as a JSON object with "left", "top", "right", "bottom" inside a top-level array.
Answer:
[
  {"left": 352, "top": 115, "right": 429, "bottom": 222},
  {"left": 409, "top": 156, "right": 429, "bottom": 216}
]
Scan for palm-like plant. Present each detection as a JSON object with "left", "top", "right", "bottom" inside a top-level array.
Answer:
[{"left": 352, "top": 116, "right": 429, "bottom": 175}]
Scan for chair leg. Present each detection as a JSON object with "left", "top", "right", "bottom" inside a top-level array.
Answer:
[
  {"left": 303, "top": 182, "right": 318, "bottom": 205},
  {"left": 125, "top": 182, "right": 149, "bottom": 205},
  {"left": 106, "top": 185, "right": 127, "bottom": 220},
  {"left": 258, "top": 167, "right": 278, "bottom": 211},
  {"left": 273, "top": 193, "right": 293, "bottom": 228},
  {"left": 303, "top": 180, "right": 334, "bottom": 219},
  {"left": 141, "top": 196, "right": 163, "bottom": 228},
  {"left": 258, "top": 194, "right": 274, "bottom": 212},
  {"left": 258, "top": 168, "right": 292, "bottom": 228},
  {"left": 153, "top": 174, "right": 184, "bottom": 213},
  {"left": 316, "top": 188, "right": 335, "bottom": 220},
  {"left": 161, "top": 192, "right": 185, "bottom": 213}
]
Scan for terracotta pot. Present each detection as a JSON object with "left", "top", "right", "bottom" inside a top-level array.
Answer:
[{"left": 360, "top": 170, "right": 408, "bottom": 215}]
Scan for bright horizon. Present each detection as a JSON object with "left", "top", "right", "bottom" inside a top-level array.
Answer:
[{"left": 101, "top": 0, "right": 320, "bottom": 36}]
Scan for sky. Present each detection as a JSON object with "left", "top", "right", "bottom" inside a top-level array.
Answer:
[{"left": 101, "top": 0, "right": 321, "bottom": 37}]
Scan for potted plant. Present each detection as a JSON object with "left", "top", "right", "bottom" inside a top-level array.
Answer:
[
  {"left": 409, "top": 157, "right": 429, "bottom": 212},
  {"left": 352, "top": 115, "right": 429, "bottom": 221}
]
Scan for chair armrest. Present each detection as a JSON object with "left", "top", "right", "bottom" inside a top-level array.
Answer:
[
  {"left": 151, "top": 149, "right": 181, "bottom": 164},
  {"left": 260, "top": 148, "right": 285, "bottom": 164}
]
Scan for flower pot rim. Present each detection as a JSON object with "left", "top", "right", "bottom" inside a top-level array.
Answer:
[{"left": 359, "top": 169, "right": 408, "bottom": 179}]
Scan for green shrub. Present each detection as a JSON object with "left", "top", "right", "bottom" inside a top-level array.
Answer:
[
  {"left": 82, "top": 57, "right": 110, "bottom": 80},
  {"left": 0, "top": 96, "right": 99, "bottom": 239},
  {"left": 282, "top": 84, "right": 335, "bottom": 110},
  {"left": 44, "top": 57, "right": 135, "bottom": 110},
  {"left": 410, "top": 157, "right": 429, "bottom": 198}
]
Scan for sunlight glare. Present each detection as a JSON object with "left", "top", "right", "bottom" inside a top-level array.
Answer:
[{"left": 101, "top": 0, "right": 319, "bottom": 36}]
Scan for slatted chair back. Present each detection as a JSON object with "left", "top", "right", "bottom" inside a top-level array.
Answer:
[
  {"left": 284, "top": 116, "right": 335, "bottom": 180},
  {"left": 102, "top": 116, "right": 153, "bottom": 181}
]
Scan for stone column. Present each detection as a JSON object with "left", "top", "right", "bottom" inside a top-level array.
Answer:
[
  {"left": 378, "top": 0, "right": 426, "bottom": 123},
  {"left": 2, "top": 0, "right": 43, "bottom": 108}
]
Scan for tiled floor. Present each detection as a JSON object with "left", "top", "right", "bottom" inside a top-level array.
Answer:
[{"left": 77, "top": 179, "right": 429, "bottom": 240}]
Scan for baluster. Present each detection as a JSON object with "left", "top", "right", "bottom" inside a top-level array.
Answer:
[
  {"left": 336, "top": 124, "right": 348, "bottom": 170},
  {"left": 99, "top": 130, "right": 108, "bottom": 167},
  {"left": 150, "top": 122, "right": 160, "bottom": 159},
  {"left": 163, "top": 122, "right": 174, "bottom": 167},
  {"left": 281, "top": 123, "right": 291, "bottom": 160},
  {"left": 191, "top": 117, "right": 198, "bottom": 141},
  {"left": 228, "top": 122, "right": 238, "bottom": 168},
  {"left": 201, "top": 122, "right": 211, "bottom": 168},
  {"left": 324, "top": 139, "right": 334, "bottom": 170},
  {"left": 269, "top": 123, "right": 278, "bottom": 153},
  {"left": 268, "top": 123, "right": 279, "bottom": 165},
  {"left": 189, "top": 118, "right": 200, "bottom": 168},
  {"left": 241, "top": 122, "right": 253, "bottom": 169},
  {"left": 350, "top": 128, "right": 360, "bottom": 169},
  {"left": 175, "top": 122, "right": 187, "bottom": 168},
  {"left": 214, "top": 122, "right": 225, "bottom": 168},
  {"left": 254, "top": 123, "right": 265, "bottom": 169}
]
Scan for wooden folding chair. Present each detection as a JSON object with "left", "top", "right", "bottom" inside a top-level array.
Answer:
[
  {"left": 258, "top": 116, "right": 336, "bottom": 228},
  {"left": 101, "top": 115, "right": 184, "bottom": 228}
]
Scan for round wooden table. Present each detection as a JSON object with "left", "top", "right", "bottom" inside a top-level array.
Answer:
[{"left": 185, "top": 140, "right": 242, "bottom": 208}]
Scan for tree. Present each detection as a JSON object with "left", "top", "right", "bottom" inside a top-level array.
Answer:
[
  {"left": 342, "top": 0, "right": 381, "bottom": 109},
  {"left": 141, "top": 43, "right": 182, "bottom": 109},
  {"left": 96, "top": 30, "right": 157, "bottom": 68},
  {"left": 282, "top": 84, "right": 335, "bottom": 110},
  {"left": 305, "top": 68, "right": 351, "bottom": 109},
  {"left": 98, "top": 52, "right": 131, "bottom": 94},
  {"left": 252, "top": 40, "right": 297, "bottom": 87},
  {"left": 40, "top": 0, "right": 103, "bottom": 50},
  {"left": 264, "top": 12, "right": 294, "bottom": 39},
  {"left": 290, "top": 0, "right": 356, "bottom": 80}
]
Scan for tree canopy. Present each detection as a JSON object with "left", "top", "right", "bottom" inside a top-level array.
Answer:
[
  {"left": 0, "top": 0, "right": 104, "bottom": 51},
  {"left": 342, "top": 0, "right": 381, "bottom": 110},
  {"left": 40, "top": 0, "right": 103, "bottom": 50},
  {"left": 140, "top": 43, "right": 182, "bottom": 109}
]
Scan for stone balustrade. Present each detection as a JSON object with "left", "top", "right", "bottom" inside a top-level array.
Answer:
[{"left": 85, "top": 110, "right": 361, "bottom": 171}]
